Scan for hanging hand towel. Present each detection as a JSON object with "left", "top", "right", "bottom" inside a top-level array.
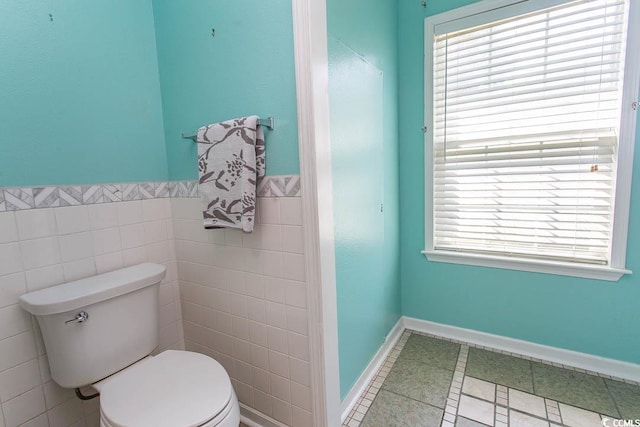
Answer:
[{"left": 197, "top": 116, "right": 266, "bottom": 232}]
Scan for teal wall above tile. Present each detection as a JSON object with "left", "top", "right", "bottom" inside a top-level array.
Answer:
[
  {"left": 152, "top": 0, "right": 300, "bottom": 180},
  {"left": 398, "top": 0, "right": 640, "bottom": 365},
  {"left": 0, "top": 1, "right": 168, "bottom": 187}
]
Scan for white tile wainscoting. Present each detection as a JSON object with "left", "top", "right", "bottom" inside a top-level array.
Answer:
[
  {"left": 0, "top": 198, "right": 182, "bottom": 427},
  {"left": 172, "top": 196, "right": 313, "bottom": 427},
  {"left": 0, "top": 176, "right": 308, "bottom": 427}
]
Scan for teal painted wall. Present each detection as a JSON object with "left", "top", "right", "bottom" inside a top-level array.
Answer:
[
  {"left": 398, "top": 0, "right": 640, "bottom": 364},
  {"left": 0, "top": 1, "right": 167, "bottom": 187},
  {"left": 152, "top": 0, "right": 299, "bottom": 180},
  {"left": 327, "top": 0, "right": 401, "bottom": 400}
]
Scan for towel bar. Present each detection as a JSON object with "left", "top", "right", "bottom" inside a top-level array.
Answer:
[{"left": 182, "top": 117, "right": 274, "bottom": 141}]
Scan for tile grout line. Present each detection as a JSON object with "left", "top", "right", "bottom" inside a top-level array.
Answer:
[
  {"left": 545, "top": 398, "right": 563, "bottom": 424},
  {"left": 343, "top": 329, "right": 637, "bottom": 427},
  {"left": 440, "top": 344, "right": 468, "bottom": 427},
  {"left": 496, "top": 383, "right": 509, "bottom": 427},
  {"left": 342, "top": 331, "right": 412, "bottom": 427},
  {"left": 408, "top": 329, "right": 640, "bottom": 387}
]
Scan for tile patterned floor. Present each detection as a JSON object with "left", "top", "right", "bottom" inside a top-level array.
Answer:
[{"left": 342, "top": 330, "right": 640, "bottom": 427}]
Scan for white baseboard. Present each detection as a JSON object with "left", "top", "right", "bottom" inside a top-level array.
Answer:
[
  {"left": 403, "top": 316, "right": 640, "bottom": 383},
  {"left": 239, "top": 403, "right": 287, "bottom": 427},
  {"left": 340, "top": 318, "right": 404, "bottom": 422}
]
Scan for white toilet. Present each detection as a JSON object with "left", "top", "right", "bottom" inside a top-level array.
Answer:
[{"left": 20, "top": 263, "right": 240, "bottom": 427}]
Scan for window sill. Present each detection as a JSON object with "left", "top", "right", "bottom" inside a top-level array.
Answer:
[{"left": 421, "top": 250, "right": 631, "bottom": 282}]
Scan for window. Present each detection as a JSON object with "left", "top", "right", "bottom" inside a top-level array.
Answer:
[{"left": 423, "top": 0, "right": 639, "bottom": 281}]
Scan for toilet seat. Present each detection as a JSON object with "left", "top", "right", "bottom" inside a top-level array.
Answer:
[{"left": 98, "top": 350, "right": 233, "bottom": 427}]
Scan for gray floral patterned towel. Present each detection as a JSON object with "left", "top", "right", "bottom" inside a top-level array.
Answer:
[{"left": 196, "top": 116, "right": 265, "bottom": 232}]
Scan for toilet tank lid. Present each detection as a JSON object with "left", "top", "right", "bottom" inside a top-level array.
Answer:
[{"left": 20, "top": 263, "right": 166, "bottom": 316}]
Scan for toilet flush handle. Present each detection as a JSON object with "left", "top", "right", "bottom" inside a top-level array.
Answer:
[{"left": 65, "top": 311, "right": 89, "bottom": 324}]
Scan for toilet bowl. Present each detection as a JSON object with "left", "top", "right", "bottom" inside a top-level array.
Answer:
[
  {"left": 19, "top": 263, "right": 240, "bottom": 427},
  {"left": 95, "top": 351, "right": 240, "bottom": 427}
]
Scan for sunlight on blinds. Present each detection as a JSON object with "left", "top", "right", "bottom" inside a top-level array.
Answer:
[{"left": 432, "top": 0, "right": 627, "bottom": 264}]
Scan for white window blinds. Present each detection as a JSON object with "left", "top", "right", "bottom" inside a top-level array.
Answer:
[{"left": 432, "top": 0, "right": 627, "bottom": 265}]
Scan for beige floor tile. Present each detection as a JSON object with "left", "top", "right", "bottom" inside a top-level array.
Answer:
[
  {"left": 458, "top": 395, "right": 494, "bottom": 426},
  {"left": 509, "top": 388, "right": 547, "bottom": 418},
  {"left": 462, "top": 376, "right": 496, "bottom": 402},
  {"left": 509, "top": 409, "right": 549, "bottom": 427},
  {"left": 559, "top": 403, "right": 603, "bottom": 427}
]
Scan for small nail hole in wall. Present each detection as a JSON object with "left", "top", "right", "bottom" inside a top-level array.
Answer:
[
  {"left": 211, "top": 28, "right": 216, "bottom": 37},
  {"left": 49, "top": 13, "right": 53, "bottom": 21}
]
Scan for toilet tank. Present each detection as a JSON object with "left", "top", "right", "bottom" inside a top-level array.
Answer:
[{"left": 19, "top": 263, "right": 166, "bottom": 389}]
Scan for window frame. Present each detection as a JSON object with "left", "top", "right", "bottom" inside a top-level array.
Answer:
[{"left": 422, "top": 0, "right": 640, "bottom": 281}]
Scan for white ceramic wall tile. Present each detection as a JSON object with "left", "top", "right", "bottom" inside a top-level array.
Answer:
[
  {"left": 270, "top": 373, "right": 291, "bottom": 402},
  {"left": 115, "top": 201, "right": 143, "bottom": 226},
  {"left": 144, "top": 220, "right": 168, "bottom": 244},
  {"left": 0, "top": 244, "right": 23, "bottom": 276},
  {"left": 235, "top": 361, "right": 252, "bottom": 386},
  {"left": 141, "top": 198, "right": 171, "bottom": 221},
  {"left": 95, "top": 252, "right": 124, "bottom": 274},
  {"left": 269, "top": 350, "right": 290, "bottom": 378},
  {"left": 47, "top": 397, "right": 83, "bottom": 427},
  {"left": 0, "top": 274, "right": 26, "bottom": 308},
  {"left": 289, "top": 358, "right": 311, "bottom": 387},
  {"left": 0, "top": 199, "right": 182, "bottom": 427},
  {"left": 290, "top": 382, "right": 312, "bottom": 411},
  {"left": 251, "top": 345, "right": 269, "bottom": 371},
  {"left": 58, "top": 232, "right": 94, "bottom": 263},
  {"left": 282, "top": 253, "right": 305, "bottom": 282},
  {"left": 0, "top": 359, "right": 41, "bottom": 402},
  {"left": 266, "top": 302, "right": 288, "bottom": 330},
  {"left": 264, "top": 277, "right": 286, "bottom": 303},
  {"left": 119, "top": 224, "right": 147, "bottom": 250},
  {"left": 15, "top": 210, "right": 56, "bottom": 241},
  {"left": 267, "top": 326, "right": 288, "bottom": 354},
  {"left": 279, "top": 198, "right": 303, "bottom": 226},
  {"left": 42, "top": 381, "right": 73, "bottom": 410},
  {"left": 17, "top": 414, "right": 47, "bottom": 427},
  {"left": 0, "top": 213, "right": 18, "bottom": 244},
  {"left": 0, "top": 305, "right": 31, "bottom": 341},
  {"left": 19, "top": 238, "right": 60, "bottom": 271},
  {"left": 262, "top": 251, "right": 284, "bottom": 278},
  {"left": 62, "top": 258, "right": 97, "bottom": 282},
  {"left": 285, "top": 306, "right": 308, "bottom": 335},
  {"left": 281, "top": 225, "right": 304, "bottom": 255},
  {"left": 91, "top": 228, "right": 122, "bottom": 255},
  {"left": 284, "top": 281, "right": 307, "bottom": 309},
  {"left": 24, "top": 265, "right": 64, "bottom": 293},
  {"left": 272, "top": 397, "right": 293, "bottom": 425},
  {"left": 2, "top": 386, "right": 45, "bottom": 427},
  {"left": 86, "top": 203, "right": 119, "bottom": 230},
  {"left": 253, "top": 389, "right": 273, "bottom": 417},
  {"left": 287, "top": 333, "right": 310, "bottom": 362},
  {"left": 161, "top": 195, "right": 313, "bottom": 425},
  {"left": 54, "top": 206, "right": 89, "bottom": 235},
  {"left": 257, "top": 198, "right": 280, "bottom": 225},
  {"left": 0, "top": 332, "right": 37, "bottom": 373},
  {"left": 292, "top": 406, "right": 313, "bottom": 427}
]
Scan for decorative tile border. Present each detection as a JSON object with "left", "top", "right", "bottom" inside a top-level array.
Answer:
[
  {"left": 441, "top": 345, "right": 469, "bottom": 427},
  {"left": 257, "top": 175, "right": 301, "bottom": 197},
  {"left": 0, "top": 175, "right": 301, "bottom": 212}
]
